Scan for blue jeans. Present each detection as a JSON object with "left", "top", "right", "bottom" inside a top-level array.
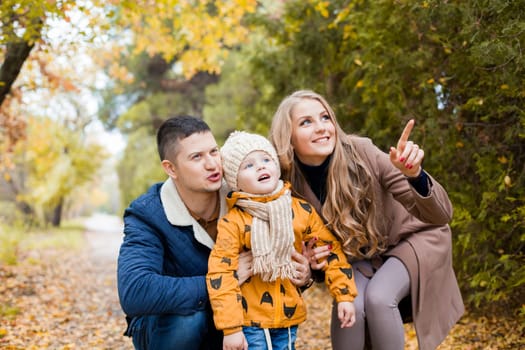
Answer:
[
  {"left": 129, "top": 310, "right": 222, "bottom": 350},
  {"left": 243, "top": 326, "right": 298, "bottom": 350}
]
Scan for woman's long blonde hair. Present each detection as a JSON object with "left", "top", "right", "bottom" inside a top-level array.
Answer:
[{"left": 270, "top": 90, "right": 384, "bottom": 259}]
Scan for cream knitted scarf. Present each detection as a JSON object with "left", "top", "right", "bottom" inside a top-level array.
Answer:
[{"left": 235, "top": 181, "right": 296, "bottom": 282}]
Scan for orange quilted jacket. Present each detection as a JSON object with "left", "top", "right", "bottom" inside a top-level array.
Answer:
[{"left": 207, "top": 182, "right": 357, "bottom": 335}]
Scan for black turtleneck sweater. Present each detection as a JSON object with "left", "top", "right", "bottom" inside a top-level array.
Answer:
[{"left": 297, "top": 156, "right": 331, "bottom": 204}]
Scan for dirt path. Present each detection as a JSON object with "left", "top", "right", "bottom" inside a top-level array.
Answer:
[
  {"left": 83, "top": 213, "right": 125, "bottom": 262},
  {"left": 81, "top": 213, "right": 133, "bottom": 349}
]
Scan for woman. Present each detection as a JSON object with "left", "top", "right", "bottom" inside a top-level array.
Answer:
[{"left": 269, "top": 90, "right": 464, "bottom": 350}]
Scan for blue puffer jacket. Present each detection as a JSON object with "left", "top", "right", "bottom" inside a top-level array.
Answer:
[{"left": 117, "top": 181, "right": 216, "bottom": 318}]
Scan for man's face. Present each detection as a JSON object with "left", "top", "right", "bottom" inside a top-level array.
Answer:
[{"left": 167, "top": 131, "right": 223, "bottom": 194}]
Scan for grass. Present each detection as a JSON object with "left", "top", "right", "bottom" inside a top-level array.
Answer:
[
  {"left": 0, "top": 219, "right": 85, "bottom": 265},
  {"left": 0, "top": 224, "right": 23, "bottom": 265}
]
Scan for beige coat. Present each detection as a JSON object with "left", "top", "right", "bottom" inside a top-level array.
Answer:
[{"left": 302, "top": 136, "right": 464, "bottom": 350}]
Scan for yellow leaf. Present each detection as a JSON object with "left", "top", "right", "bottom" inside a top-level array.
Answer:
[
  {"left": 427, "top": 78, "right": 435, "bottom": 84},
  {"left": 500, "top": 84, "right": 509, "bottom": 90},
  {"left": 354, "top": 58, "right": 363, "bottom": 66},
  {"left": 342, "top": 24, "right": 356, "bottom": 40},
  {"left": 314, "top": 1, "right": 330, "bottom": 18},
  {"left": 479, "top": 280, "right": 487, "bottom": 287},
  {"left": 355, "top": 80, "right": 364, "bottom": 88},
  {"left": 497, "top": 156, "right": 508, "bottom": 164}
]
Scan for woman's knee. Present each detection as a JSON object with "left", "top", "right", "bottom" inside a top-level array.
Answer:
[
  {"left": 365, "top": 258, "right": 410, "bottom": 312},
  {"left": 365, "top": 284, "right": 396, "bottom": 311}
]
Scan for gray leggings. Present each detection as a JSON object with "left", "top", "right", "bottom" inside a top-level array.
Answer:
[{"left": 330, "top": 257, "right": 410, "bottom": 350}]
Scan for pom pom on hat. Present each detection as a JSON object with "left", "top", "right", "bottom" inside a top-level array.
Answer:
[{"left": 221, "top": 131, "right": 280, "bottom": 191}]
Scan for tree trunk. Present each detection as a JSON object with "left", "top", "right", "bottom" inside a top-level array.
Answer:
[
  {"left": 0, "top": 41, "right": 35, "bottom": 106},
  {"left": 50, "top": 199, "right": 63, "bottom": 227},
  {"left": 0, "top": 13, "right": 43, "bottom": 107}
]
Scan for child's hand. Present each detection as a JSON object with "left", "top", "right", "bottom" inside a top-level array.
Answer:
[
  {"left": 337, "top": 301, "right": 356, "bottom": 328},
  {"left": 223, "top": 331, "right": 248, "bottom": 350}
]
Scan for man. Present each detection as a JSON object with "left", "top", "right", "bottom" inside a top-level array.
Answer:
[{"left": 117, "top": 115, "right": 312, "bottom": 349}]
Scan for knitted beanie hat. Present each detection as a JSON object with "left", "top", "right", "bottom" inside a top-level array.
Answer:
[{"left": 221, "top": 131, "right": 280, "bottom": 191}]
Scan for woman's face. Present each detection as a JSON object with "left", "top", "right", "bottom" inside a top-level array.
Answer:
[{"left": 290, "top": 98, "right": 336, "bottom": 166}]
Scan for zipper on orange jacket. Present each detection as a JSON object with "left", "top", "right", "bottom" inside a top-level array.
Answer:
[{"left": 274, "top": 279, "right": 282, "bottom": 324}]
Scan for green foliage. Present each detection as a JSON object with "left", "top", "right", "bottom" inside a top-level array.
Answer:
[
  {"left": 203, "top": 47, "right": 271, "bottom": 142},
  {"left": 114, "top": 91, "right": 206, "bottom": 209},
  {"left": 0, "top": 222, "right": 22, "bottom": 265},
  {"left": 117, "top": 92, "right": 201, "bottom": 132},
  {"left": 425, "top": 0, "right": 525, "bottom": 309},
  {"left": 117, "top": 129, "right": 165, "bottom": 210},
  {"left": 205, "top": 0, "right": 525, "bottom": 312},
  {"left": 98, "top": 53, "right": 187, "bottom": 129}
]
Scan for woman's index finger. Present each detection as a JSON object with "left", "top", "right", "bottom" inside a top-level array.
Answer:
[{"left": 397, "top": 119, "right": 415, "bottom": 149}]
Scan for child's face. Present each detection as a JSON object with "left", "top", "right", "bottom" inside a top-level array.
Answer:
[{"left": 237, "top": 150, "right": 280, "bottom": 195}]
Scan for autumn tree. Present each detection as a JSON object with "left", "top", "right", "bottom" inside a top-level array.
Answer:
[
  {"left": 97, "top": 0, "right": 258, "bottom": 127},
  {"left": 0, "top": 0, "right": 99, "bottom": 176},
  {"left": 0, "top": 0, "right": 53, "bottom": 105},
  {"left": 5, "top": 116, "right": 107, "bottom": 226},
  {"left": 94, "top": 0, "right": 258, "bottom": 209}
]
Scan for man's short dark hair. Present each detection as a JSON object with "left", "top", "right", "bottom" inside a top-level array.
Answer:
[{"left": 156, "top": 115, "right": 211, "bottom": 161}]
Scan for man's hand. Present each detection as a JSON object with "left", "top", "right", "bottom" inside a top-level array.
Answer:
[
  {"left": 223, "top": 331, "right": 247, "bottom": 350},
  {"left": 237, "top": 251, "right": 253, "bottom": 286},
  {"left": 389, "top": 119, "right": 425, "bottom": 178},
  {"left": 290, "top": 248, "right": 311, "bottom": 287},
  {"left": 303, "top": 238, "right": 331, "bottom": 270},
  {"left": 238, "top": 246, "right": 315, "bottom": 287}
]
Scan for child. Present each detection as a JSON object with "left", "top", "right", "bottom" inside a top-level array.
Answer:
[{"left": 207, "top": 131, "right": 357, "bottom": 350}]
